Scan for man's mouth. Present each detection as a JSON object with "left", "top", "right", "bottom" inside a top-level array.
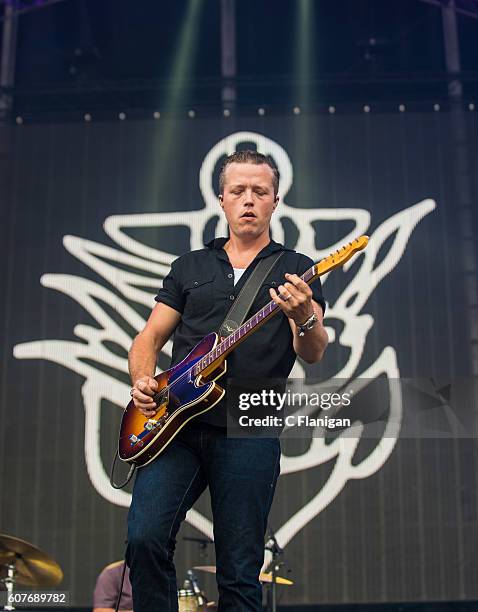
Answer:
[{"left": 241, "top": 212, "right": 256, "bottom": 218}]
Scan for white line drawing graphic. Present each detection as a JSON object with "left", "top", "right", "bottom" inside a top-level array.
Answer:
[{"left": 13, "top": 131, "right": 436, "bottom": 548}]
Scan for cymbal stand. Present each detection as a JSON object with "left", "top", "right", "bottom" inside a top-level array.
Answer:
[{"left": 1, "top": 563, "right": 17, "bottom": 611}]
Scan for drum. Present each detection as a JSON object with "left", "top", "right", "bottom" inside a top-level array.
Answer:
[{"left": 178, "top": 588, "right": 199, "bottom": 612}]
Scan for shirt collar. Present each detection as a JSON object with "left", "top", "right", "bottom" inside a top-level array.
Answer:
[{"left": 205, "top": 236, "right": 292, "bottom": 260}]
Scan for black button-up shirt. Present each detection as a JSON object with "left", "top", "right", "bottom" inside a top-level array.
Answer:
[{"left": 155, "top": 237, "right": 325, "bottom": 427}]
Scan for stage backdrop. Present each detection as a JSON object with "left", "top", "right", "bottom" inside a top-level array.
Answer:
[{"left": 1, "top": 109, "right": 478, "bottom": 606}]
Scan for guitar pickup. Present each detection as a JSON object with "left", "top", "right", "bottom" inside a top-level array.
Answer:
[
  {"left": 144, "top": 413, "right": 169, "bottom": 431},
  {"left": 153, "top": 388, "right": 169, "bottom": 407}
]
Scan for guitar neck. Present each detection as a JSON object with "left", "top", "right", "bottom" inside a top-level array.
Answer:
[
  {"left": 192, "top": 237, "right": 368, "bottom": 377},
  {"left": 192, "top": 265, "right": 317, "bottom": 377}
]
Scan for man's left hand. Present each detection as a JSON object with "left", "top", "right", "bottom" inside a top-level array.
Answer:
[{"left": 269, "top": 273, "right": 322, "bottom": 325}]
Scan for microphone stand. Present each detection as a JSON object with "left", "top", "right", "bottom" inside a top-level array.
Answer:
[{"left": 264, "top": 530, "right": 283, "bottom": 612}]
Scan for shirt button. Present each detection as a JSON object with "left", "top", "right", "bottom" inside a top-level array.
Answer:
[
  {"left": 194, "top": 281, "right": 198, "bottom": 286},
  {"left": 228, "top": 273, "right": 233, "bottom": 278},
  {"left": 229, "top": 295, "right": 235, "bottom": 300}
]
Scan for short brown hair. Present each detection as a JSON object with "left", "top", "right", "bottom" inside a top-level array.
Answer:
[{"left": 218, "top": 150, "right": 280, "bottom": 196}]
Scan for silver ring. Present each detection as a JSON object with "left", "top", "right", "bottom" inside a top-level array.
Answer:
[
  {"left": 280, "top": 292, "right": 291, "bottom": 301},
  {"left": 130, "top": 388, "right": 135, "bottom": 397}
]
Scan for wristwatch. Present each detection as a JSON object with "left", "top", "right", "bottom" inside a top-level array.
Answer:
[{"left": 296, "top": 312, "right": 318, "bottom": 336}]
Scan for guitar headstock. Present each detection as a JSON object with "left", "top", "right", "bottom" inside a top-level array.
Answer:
[{"left": 315, "top": 235, "right": 369, "bottom": 276}]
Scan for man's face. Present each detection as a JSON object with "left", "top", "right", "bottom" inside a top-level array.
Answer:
[{"left": 220, "top": 162, "right": 278, "bottom": 240}]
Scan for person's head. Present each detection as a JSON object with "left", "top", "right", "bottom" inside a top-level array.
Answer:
[{"left": 218, "top": 150, "right": 280, "bottom": 241}]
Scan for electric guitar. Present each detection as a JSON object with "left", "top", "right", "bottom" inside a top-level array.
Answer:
[{"left": 118, "top": 235, "right": 369, "bottom": 466}]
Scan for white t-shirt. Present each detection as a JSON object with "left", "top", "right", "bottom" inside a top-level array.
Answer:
[{"left": 233, "top": 268, "right": 245, "bottom": 285}]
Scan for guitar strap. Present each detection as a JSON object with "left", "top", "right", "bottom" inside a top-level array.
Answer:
[{"left": 217, "top": 250, "right": 284, "bottom": 339}]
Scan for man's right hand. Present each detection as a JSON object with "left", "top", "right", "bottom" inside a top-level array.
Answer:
[{"left": 131, "top": 376, "right": 159, "bottom": 417}]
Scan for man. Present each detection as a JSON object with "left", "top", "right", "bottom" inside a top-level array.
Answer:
[
  {"left": 93, "top": 561, "right": 132, "bottom": 612},
  {"left": 126, "top": 150, "right": 328, "bottom": 611}
]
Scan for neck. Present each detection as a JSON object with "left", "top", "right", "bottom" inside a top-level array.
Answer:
[{"left": 224, "top": 229, "right": 271, "bottom": 257}]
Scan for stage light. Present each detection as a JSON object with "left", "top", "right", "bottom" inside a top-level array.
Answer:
[
  {"left": 399, "top": 104, "right": 406, "bottom": 112},
  {"left": 151, "top": 0, "right": 204, "bottom": 194},
  {"left": 223, "top": 109, "right": 231, "bottom": 117},
  {"left": 153, "top": 111, "right": 161, "bottom": 120},
  {"left": 160, "top": 0, "right": 203, "bottom": 113},
  {"left": 258, "top": 108, "right": 265, "bottom": 116},
  {"left": 434, "top": 104, "right": 441, "bottom": 112},
  {"left": 469, "top": 103, "right": 476, "bottom": 111},
  {"left": 328, "top": 106, "right": 336, "bottom": 114},
  {"left": 295, "top": 0, "right": 316, "bottom": 108},
  {"left": 364, "top": 105, "right": 371, "bottom": 113},
  {"left": 84, "top": 113, "right": 92, "bottom": 122},
  {"left": 293, "top": 0, "right": 317, "bottom": 160},
  {"left": 15, "top": 116, "right": 23, "bottom": 125},
  {"left": 293, "top": 106, "right": 301, "bottom": 115},
  {"left": 119, "top": 112, "right": 126, "bottom": 121}
]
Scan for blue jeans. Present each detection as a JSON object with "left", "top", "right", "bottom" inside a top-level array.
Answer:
[{"left": 126, "top": 422, "right": 281, "bottom": 612}]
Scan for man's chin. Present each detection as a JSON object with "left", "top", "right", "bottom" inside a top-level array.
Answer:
[{"left": 235, "top": 226, "right": 262, "bottom": 239}]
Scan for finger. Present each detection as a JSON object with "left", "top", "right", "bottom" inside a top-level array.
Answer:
[
  {"left": 285, "top": 273, "right": 312, "bottom": 294},
  {"left": 277, "top": 284, "right": 298, "bottom": 305},
  {"left": 147, "top": 377, "right": 159, "bottom": 391},
  {"left": 133, "top": 389, "right": 157, "bottom": 404},
  {"left": 139, "top": 407, "right": 158, "bottom": 417},
  {"left": 282, "top": 282, "right": 301, "bottom": 299},
  {"left": 135, "top": 399, "right": 157, "bottom": 411},
  {"left": 135, "top": 379, "right": 155, "bottom": 397},
  {"left": 134, "top": 395, "right": 157, "bottom": 408},
  {"left": 283, "top": 283, "right": 310, "bottom": 307},
  {"left": 269, "top": 287, "right": 292, "bottom": 312}
]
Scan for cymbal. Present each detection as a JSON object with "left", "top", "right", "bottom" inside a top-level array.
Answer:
[
  {"left": 0, "top": 534, "right": 63, "bottom": 587},
  {"left": 193, "top": 565, "right": 293, "bottom": 586}
]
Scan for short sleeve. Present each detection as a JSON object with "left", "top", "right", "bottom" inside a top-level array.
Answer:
[
  {"left": 155, "top": 259, "right": 185, "bottom": 313},
  {"left": 93, "top": 567, "right": 119, "bottom": 608},
  {"left": 296, "top": 254, "right": 326, "bottom": 315}
]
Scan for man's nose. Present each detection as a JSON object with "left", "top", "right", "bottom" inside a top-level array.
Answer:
[{"left": 241, "top": 189, "right": 254, "bottom": 204}]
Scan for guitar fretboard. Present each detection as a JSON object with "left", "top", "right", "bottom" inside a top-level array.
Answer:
[{"left": 192, "top": 265, "right": 316, "bottom": 376}]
